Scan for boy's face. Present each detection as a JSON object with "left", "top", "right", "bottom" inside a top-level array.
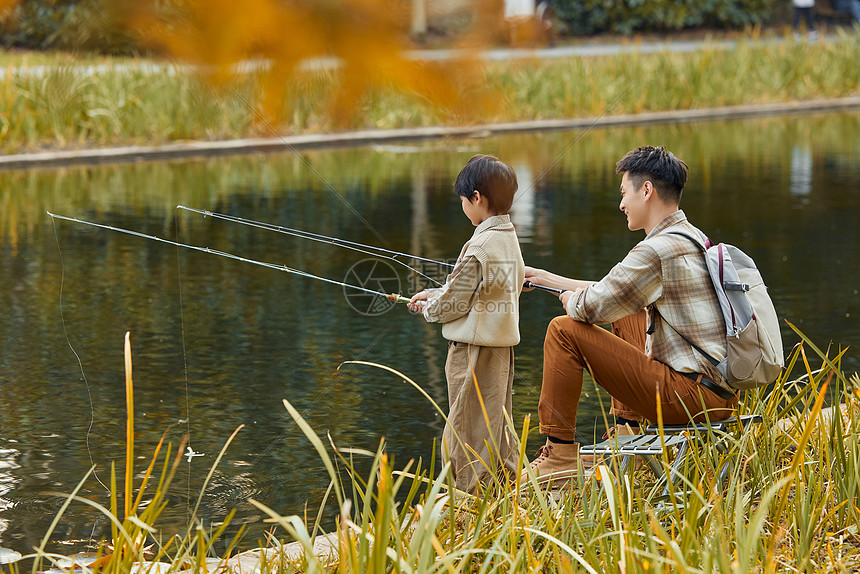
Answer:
[{"left": 461, "top": 193, "right": 484, "bottom": 226}]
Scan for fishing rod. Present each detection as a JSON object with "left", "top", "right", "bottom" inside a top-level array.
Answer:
[
  {"left": 177, "top": 205, "right": 449, "bottom": 287},
  {"left": 217, "top": 60, "right": 632, "bottom": 302},
  {"left": 524, "top": 281, "right": 564, "bottom": 295},
  {"left": 218, "top": 82, "right": 632, "bottom": 301},
  {"left": 46, "top": 212, "right": 411, "bottom": 304},
  {"left": 178, "top": 206, "right": 566, "bottom": 296},
  {"left": 178, "top": 205, "right": 451, "bottom": 269}
]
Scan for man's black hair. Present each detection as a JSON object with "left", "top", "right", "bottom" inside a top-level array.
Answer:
[
  {"left": 615, "top": 146, "right": 689, "bottom": 204},
  {"left": 454, "top": 154, "right": 518, "bottom": 214}
]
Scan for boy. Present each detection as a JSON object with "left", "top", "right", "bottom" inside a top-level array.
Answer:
[{"left": 408, "top": 154, "right": 525, "bottom": 493}]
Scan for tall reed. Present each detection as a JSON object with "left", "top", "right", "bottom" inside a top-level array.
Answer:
[
  {"left": 236, "top": 330, "right": 859, "bottom": 573},
  {"left": 326, "top": 337, "right": 860, "bottom": 571},
  {"left": 2, "top": 30, "right": 859, "bottom": 153},
  {"left": 4, "top": 328, "right": 858, "bottom": 572},
  {"left": 4, "top": 333, "right": 248, "bottom": 574}
]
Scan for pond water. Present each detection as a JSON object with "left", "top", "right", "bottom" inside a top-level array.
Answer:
[{"left": 1, "top": 111, "right": 859, "bottom": 556}]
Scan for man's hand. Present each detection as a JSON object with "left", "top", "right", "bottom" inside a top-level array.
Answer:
[
  {"left": 559, "top": 288, "right": 584, "bottom": 314},
  {"left": 558, "top": 290, "right": 573, "bottom": 312},
  {"left": 408, "top": 290, "right": 429, "bottom": 313}
]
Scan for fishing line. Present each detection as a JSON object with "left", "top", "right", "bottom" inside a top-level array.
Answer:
[
  {"left": 172, "top": 215, "right": 195, "bottom": 521},
  {"left": 177, "top": 206, "right": 565, "bottom": 295},
  {"left": 226, "top": 79, "right": 632, "bottom": 297},
  {"left": 48, "top": 211, "right": 409, "bottom": 485},
  {"left": 228, "top": 85, "right": 392, "bottom": 250},
  {"left": 245, "top": 325, "right": 394, "bottom": 469},
  {"left": 535, "top": 85, "right": 632, "bottom": 189},
  {"left": 177, "top": 205, "right": 449, "bottom": 287},
  {"left": 47, "top": 212, "right": 411, "bottom": 304},
  {"left": 49, "top": 217, "right": 110, "bottom": 494},
  {"left": 511, "top": 83, "right": 634, "bottom": 208}
]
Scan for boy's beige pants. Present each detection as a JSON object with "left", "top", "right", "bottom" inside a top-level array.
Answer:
[{"left": 442, "top": 342, "right": 521, "bottom": 493}]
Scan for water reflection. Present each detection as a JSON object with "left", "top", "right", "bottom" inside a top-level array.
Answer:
[
  {"left": 0, "top": 447, "right": 20, "bottom": 542},
  {"left": 509, "top": 162, "right": 535, "bottom": 242},
  {"left": 0, "top": 112, "right": 859, "bottom": 554},
  {"left": 790, "top": 145, "right": 814, "bottom": 200}
]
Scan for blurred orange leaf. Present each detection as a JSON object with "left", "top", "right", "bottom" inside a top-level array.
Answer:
[{"left": 129, "top": 0, "right": 499, "bottom": 128}]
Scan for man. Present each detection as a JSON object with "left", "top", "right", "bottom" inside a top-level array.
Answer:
[{"left": 523, "top": 145, "right": 737, "bottom": 483}]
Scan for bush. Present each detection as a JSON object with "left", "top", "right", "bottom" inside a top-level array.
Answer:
[
  {"left": 552, "top": 0, "right": 784, "bottom": 36},
  {"left": 0, "top": 0, "right": 140, "bottom": 53}
]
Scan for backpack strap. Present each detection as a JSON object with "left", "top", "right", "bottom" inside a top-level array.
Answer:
[
  {"left": 647, "top": 227, "right": 721, "bottom": 369},
  {"left": 647, "top": 306, "right": 721, "bottom": 369},
  {"left": 665, "top": 229, "right": 713, "bottom": 251}
]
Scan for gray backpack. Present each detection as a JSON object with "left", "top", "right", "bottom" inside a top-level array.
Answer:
[{"left": 668, "top": 231, "right": 785, "bottom": 390}]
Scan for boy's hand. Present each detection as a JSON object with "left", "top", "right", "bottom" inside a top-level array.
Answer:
[
  {"left": 523, "top": 266, "right": 542, "bottom": 291},
  {"left": 408, "top": 290, "right": 429, "bottom": 313}
]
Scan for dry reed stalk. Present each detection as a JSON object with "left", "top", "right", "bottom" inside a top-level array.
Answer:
[{"left": 124, "top": 331, "right": 134, "bottom": 521}]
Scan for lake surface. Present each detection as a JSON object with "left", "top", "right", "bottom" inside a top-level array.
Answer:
[{"left": 1, "top": 111, "right": 859, "bottom": 555}]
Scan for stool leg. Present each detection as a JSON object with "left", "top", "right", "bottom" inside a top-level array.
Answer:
[
  {"left": 599, "top": 453, "right": 632, "bottom": 491},
  {"left": 717, "top": 460, "right": 731, "bottom": 484},
  {"left": 644, "top": 454, "right": 663, "bottom": 478},
  {"left": 716, "top": 441, "right": 733, "bottom": 484},
  {"left": 663, "top": 439, "right": 690, "bottom": 498},
  {"left": 619, "top": 454, "right": 632, "bottom": 475}
]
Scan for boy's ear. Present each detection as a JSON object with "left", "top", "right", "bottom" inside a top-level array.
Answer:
[{"left": 471, "top": 190, "right": 481, "bottom": 204}]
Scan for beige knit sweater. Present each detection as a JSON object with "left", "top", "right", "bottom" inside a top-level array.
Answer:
[{"left": 423, "top": 215, "right": 524, "bottom": 347}]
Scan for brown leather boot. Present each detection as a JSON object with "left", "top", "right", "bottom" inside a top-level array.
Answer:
[{"left": 520, "top": 439, "right": 582, "bottom": 487}]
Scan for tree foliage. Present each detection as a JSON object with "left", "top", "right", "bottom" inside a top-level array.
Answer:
[
  {"left": 553, "top": 0, "right": 786, "bottom": 35},
  {"left": 0, "top": 0, "right": 137, "bottom": 52},
  {"left": 2, "top": 0, "right": 796, "bottom": 52},
  {"left": 1, "top": 0, "right": 499, "bottom": 127}
]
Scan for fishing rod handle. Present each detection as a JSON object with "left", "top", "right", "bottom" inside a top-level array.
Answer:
[{"left": 524, "top": 281, "right": 566, "bottom": 295}]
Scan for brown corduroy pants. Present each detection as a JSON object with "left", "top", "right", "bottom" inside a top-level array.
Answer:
[{"left": 538, "top": 310, "right": 737, "bottom": 441}]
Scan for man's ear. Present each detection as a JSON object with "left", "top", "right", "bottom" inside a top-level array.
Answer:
[
  {"left": 642, "top": 181, "right": 654, "bottom": 201},
  {"left": 471, "top": 190, "right": 482, "bottom": 204}
]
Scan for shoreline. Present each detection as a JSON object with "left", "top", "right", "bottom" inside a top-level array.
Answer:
[{"left": 3, "top": 96, "right": 860, "bottom": 170}]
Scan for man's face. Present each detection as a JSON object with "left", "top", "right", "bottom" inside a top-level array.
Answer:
[{"left": 619, "top": 172, "right": 647, "bottom": 231}]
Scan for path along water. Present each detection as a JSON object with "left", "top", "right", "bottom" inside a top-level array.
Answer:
[{"left": 0, "top": 34, "right": 804, "bottom": 80}]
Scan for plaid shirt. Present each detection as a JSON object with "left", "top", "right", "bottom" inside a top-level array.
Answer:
[{"left": 567, "top": 210, "right": 729, "bottom": 389}]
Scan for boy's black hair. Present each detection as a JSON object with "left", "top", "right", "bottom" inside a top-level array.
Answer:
[
  {"left": 615, "top": 146, "right": 689, "bottom": 204},
  {"left": 454, "top": 154, "right": 518, "bottom": 214}
]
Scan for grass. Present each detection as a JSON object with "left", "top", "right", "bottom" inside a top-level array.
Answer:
[
  {"left": 0, "top": 50, "right": 141, "bottom": 68},
  {"left": 2, "top": 323, "right": 859, "bottom": 573},
  {"left": 1, "top": 29, "right": 859, "bottom": 154}
]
